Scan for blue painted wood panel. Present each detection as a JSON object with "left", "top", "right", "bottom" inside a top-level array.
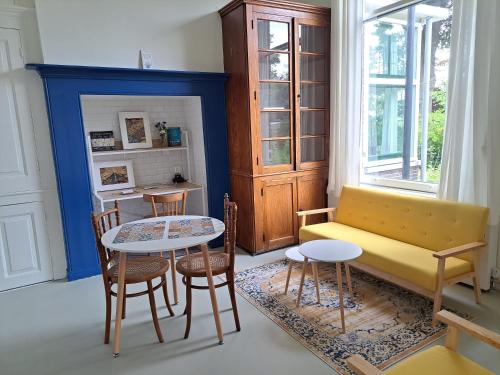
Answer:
[{"left": 27, "top": 64, "right": 229, "bottom": 281}]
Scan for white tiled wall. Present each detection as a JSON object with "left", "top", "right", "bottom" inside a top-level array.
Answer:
[{"left": 80, "top": 95, "right": 208, "bottom": 221}]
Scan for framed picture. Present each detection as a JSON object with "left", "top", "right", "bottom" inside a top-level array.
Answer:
[
  {"left": 118, "top": 112, "right": 153, "bottom": 149},
  {"left": 93, "top": 160, "right": 135, "bottom": 192},
  {"left": 89, "top": 131, "right": 115, "bottom": 152}
]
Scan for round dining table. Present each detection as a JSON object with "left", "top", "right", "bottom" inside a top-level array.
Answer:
[{"left": 100, "top": 215, "right": 225, "bottom": 357}]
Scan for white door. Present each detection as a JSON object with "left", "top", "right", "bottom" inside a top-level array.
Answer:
[
  {"left": 0, "top": 202, "right": 53, "bottom": 290},
  {"left": 0, "top": 28, "right": 40, "bottom": 195},
  {"left": 0, "top": 26, "right": 55, "bottom": 291}
]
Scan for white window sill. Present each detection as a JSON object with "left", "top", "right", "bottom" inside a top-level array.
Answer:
[{"left": 360, "top": 177, "right": 437, "bottom": 198}]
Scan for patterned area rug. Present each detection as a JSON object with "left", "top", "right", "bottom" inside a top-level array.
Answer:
[{"left": 235, "top": 259, "right": 456, "bottom": 374}]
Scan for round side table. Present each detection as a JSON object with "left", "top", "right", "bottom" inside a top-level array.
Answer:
[
  {"left": 296, "top": 239, "right": 363, "bottom": 333},
  {"left": 284, "top": 247, "right": 320, "bottom": 303}
]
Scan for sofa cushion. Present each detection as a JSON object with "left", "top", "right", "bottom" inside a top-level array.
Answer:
[
  {"left": 385, "top": 345, "right": 494, "bottom": 375},
  {"left": 335, "top": 186, "right": 489, "bottom": 262},
  {"left": 299, "top": 222, "right": 472, "bottom": 291}
]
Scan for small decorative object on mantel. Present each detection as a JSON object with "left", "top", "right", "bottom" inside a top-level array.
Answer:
[
  {"left": 93, "top": 160, "right": 136, "bottom": 192},
  {"left": 172, "top": 173, "right": 187, "bottom": 184},
  {"left": 167, "top": 126, "right": 182, "bottom": 147},
  {"left": 118, "top": 112, "right": 153, "bottom": 150},
  {"left": 155, "top": 121, "right": 168, "bottom": 147},
  {"left": 139, "top": 50, "right": 153, "bottom": 69},
  {"left": 90, "top": 131, "right": 115, "bottom": 151}
]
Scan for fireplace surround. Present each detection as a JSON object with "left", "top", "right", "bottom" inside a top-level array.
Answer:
[{"left": 28, "top": 64, "right": 229, "bottom": 281}]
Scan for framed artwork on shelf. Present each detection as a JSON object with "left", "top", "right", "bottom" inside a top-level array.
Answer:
[
  {"left": 89, "top": 131, "right": 115, "bottom": 151},
  {"left": 118, "top": 112, "right": 153, "bottom": 149},
  {"left": 93, "top": 160, "right": 136, "bottom": 192}
]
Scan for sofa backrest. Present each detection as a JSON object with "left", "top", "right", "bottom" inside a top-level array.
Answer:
[{"left": 335, "top": 186, "right": 489, "bottom": 255}]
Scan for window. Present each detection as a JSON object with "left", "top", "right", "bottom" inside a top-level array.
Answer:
[{"left": 361, "top": 0, "right": 453, "bottom": 192}]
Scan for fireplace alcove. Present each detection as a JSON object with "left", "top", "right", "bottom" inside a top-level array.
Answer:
[{"left": 28, "top": 64, "right": 229, "bottom": 281}]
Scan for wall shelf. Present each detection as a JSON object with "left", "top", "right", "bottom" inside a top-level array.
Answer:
[{"left": 92, "top": 145, "right": 187, "bottom": 157}]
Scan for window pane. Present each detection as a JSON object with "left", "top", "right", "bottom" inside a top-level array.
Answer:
[
  {"left": 300, "top": 55, "right": 326, "bottom": 81},
  {"left": 258, "top": 20, "right": 289, "bottom": 51},
  {"left": 262, "top": 140, "right": 290, "bottom": 165},
  {"left": 261, "top": 112, "right": 290, "bottom": 138},
  {"left": 260, "top": 82, "right": 289, "bottom": 109},
  {"left": 301, "top": 137, "right": 325, "bottom": 162},
  {"left": 300, "top": 83, "right": 325, "bottom": 109},
  {"left": 362, "top": 1, "right": 453, "bottom": 185},
  {"left": 301, "top": 111, "right": 325, "bottom": 136},
  {"left": 299, "top": 25, "right": 326, "bottom": 53},
  {"left": 259, "top": 52, "right": 289, "bottom": 80},
  {"left": 367, "top": 85, "right": 405, "bottom": 161}
]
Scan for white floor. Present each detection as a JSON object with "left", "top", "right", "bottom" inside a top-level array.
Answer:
[{"left": 1, "top": 248, "right": 499, "bottom": 375}]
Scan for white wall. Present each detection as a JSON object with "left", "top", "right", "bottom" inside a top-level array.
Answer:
[{"left": 34, "top": 0, "right": 329, "bottom": 72}]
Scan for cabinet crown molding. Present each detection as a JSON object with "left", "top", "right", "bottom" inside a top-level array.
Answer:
[{"left": 219, "top": 0, "right": 330, "bottom": 17}]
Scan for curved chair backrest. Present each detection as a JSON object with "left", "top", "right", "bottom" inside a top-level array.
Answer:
[
  {"left": 223, "top": 193, "right": 238, "bottom": 272},
  {"left": 91, "top": 200, "right": 121, "bottom": 284},
  {"left": 144, "top": 191, "right": 188, "bottom": 217}
]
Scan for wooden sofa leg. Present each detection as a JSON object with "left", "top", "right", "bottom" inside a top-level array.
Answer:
[
  {"left": 432, "top": 258, "right": 445, "bottom": 327},
  {"left": 472, "top": 252, "right": 481, "bottom": 304}
]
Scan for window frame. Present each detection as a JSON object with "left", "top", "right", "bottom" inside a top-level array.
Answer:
[{"left": 361, "top": 0, "right": 444, "bottom": 193}]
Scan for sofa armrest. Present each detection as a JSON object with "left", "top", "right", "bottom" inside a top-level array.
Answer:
[
  {"left": 437, "top": 310, "right": 500, "bottom": 349},
  {"left": 297, "top": 207, "right": 336, "bottom": 228},
  {"left": 347, "top": 355, "right": 384, "bottom": 375},
  {"left": 433, "top": 241, "right": 486, "bottom": 259}
]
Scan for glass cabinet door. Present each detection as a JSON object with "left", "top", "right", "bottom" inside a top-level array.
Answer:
[
  {"left": 256, "top": 16, "right": 293, "bottom": 171},
  {"left": 296, "top": 21, "right": 329, "bottom": 167}
]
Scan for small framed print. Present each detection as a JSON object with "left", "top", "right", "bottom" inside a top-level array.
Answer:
[
  {"left": 89, "top": 131, "right": 115, "bottom": 151},
  {"left": 118, "top": 112, "right": 153, "bottom": 149},
  {"left": 93, "top": 160, "right": 135, "bottom": 192}
]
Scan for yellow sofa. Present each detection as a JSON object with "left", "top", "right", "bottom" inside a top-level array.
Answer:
[
  {"left": 347, "top": 310, "right": 500, "bottom": 375},
  {"left": 298, "top": 186, "right": 489, "bottom": 322}
]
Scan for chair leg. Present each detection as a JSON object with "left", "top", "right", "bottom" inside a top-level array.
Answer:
[
  {"left": 122, "top": 285, "right": 126, "bottom": 320},
  {"left": 432, "top": 258, "right": 445, "bottom": 327},
  {"left": 104, "top": 290, "right": 111, "bottom": 344},
  {"left": 472, "top": 252, "right": 482, "bottom": 304},
  {"left": 227, "top": 271, "right": 241, "bottom": 332},
  {"left": 170, "top": 251, "right": 179, "bottom": 304},
  {"left": 284, "top": 262, "right": 293, "bottom": 294},
  {"left": 184, "top": 277, "right": 192, "bottom": 339},
  {"left": 344, "top": 263, "right": 354, "bottom": 298},
  {"left": 161, "top": 275, "right": 175, "bottom": 317},
  {"left": 147, "top": 280, "right": 164, "bottom": 343}
]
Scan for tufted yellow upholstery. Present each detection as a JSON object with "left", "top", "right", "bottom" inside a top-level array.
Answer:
[
  {"left": 299, "top": 222, "right": 472, "bottom": 291},
  {"left": 335, "top": 186, "right": 489, "bottom": 262},
  {"left": 385, "top": 345, "right": 494, "bottom": 375}
]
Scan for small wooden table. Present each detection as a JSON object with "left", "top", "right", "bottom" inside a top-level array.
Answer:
[
  {"left": 296, "top": 239, "right": 363, "bottom": 333},
  {"left": 100, "top": 215, "right": 225, "bottom": 357}
]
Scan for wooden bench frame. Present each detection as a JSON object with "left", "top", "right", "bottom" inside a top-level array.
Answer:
[
  {"left": 297, "top": 208, "right": 487, "bottom": 325},
  {"left": 346, "top": 310, "right": 500, "bottom": 374}
]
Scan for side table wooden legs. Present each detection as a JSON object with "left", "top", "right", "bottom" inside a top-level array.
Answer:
[
  {"left": 113, "top": 251, "right": 127, "bottom": 357},
  {"left": 336, "top": 262, "right": 345, "bottom": 333},
  {"left": 169, "top": 250, "right": 179, "bottom": 304}
]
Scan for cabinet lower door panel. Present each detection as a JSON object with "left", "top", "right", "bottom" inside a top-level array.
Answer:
[
  {"left": 297, "top": 173, "right": 328, "bottom": 226},
  {"left": 261, "top": 177, "right": 297, "bottom": 250},
  {"left": 0, "top": 202, "right": 53, "bottom": 291}
]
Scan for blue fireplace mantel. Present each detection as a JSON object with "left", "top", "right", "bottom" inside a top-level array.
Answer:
[{"left": 27, "top": 64, "right": 230, "bottom": 281}]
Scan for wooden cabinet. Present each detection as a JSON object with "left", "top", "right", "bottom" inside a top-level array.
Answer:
[{"left": 220, "top": 0, "right": 330, "bottom": 253}]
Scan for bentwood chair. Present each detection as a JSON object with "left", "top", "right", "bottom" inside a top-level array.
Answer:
[
  {"left": 91, "top": 201, "right": 174, "bottom": 344},
  {"left": 176, "top": 193, "right": 240, "bottom": 340},
  {"left": 143, "top": 191, "right": 189, "bottom": 304},
  {"left": 347, "top": 310, "right": 500, "bottom": 375}
]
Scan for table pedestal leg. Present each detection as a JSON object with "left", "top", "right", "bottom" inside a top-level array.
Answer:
[
  {"left": 345, "top": 262, "right": 354, "bottom": 298},
  {"left": 201, "top": 243, "right": 224, "bottom": 344},
  {"left": 296, "top": 257, "right": 308, "bottom": 307},
  {"left": 169, "top": 250, "right": 179, "bottom": 304},
  {"left": 113, "top": 252, "right": 127, "bottom": 357},
  {"left": 336, "top": 262, "right": 345, "bottom": 333}
]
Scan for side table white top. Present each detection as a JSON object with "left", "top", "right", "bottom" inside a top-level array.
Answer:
[{"left": 299, "top": 239, "right": 362, "bottom": 262}]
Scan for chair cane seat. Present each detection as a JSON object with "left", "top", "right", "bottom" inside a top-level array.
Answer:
[
  {"left": 109, "top": 256, "right": 170, "bottom": 284},
  {"left": 176, "top": 252, "right": 229, "bottom": 277}
]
